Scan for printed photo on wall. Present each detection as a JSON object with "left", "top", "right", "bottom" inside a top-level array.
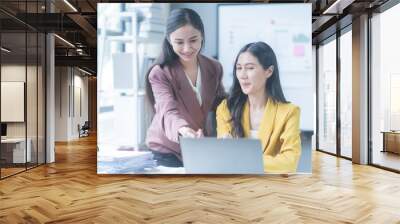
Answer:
[{"left": 97, "top": 3, "right": 314, "bottom": 174}]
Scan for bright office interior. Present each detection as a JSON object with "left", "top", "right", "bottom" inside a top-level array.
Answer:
[{"left": 1, "top": 1, "right": 400, "bottom": 179}]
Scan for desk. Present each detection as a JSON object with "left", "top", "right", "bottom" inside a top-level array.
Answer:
[
  {"left": 97, "top": 144, "right": 185, "bottom": 174},
  {"left": 1, "top": 138, "right": 31, "bottom": 163},
  {"left": 381, "top": 131, "right": 400, "bottom": 154}
]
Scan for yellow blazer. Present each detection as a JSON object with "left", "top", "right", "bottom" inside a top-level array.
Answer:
[{"left": 216, "top": 99, "right": 301, "bottom": 173}]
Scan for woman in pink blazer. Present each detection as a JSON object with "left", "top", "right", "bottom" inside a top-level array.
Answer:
[{"left": 145, "top": 8, "right": 225, "bottom": 167}]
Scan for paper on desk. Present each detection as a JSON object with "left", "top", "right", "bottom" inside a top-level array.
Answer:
[
  {"left": 145, "top": 166, "right": 186, "bottom": 174},
  {"left": 98, "top": 143, "right": 156, "bottom": 174}
]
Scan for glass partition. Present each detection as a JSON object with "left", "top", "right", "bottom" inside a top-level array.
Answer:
[
  {"left": 1, "top": 30, "right": 28, "bottom": 177},
  {"left": 339, "top": 29, "right": 352, "bottom": 158},
  {"left": 0, "top": 1, "right": 46, "bottom": 179},
  {"left": 317, "top": 37, "right": 337, "bottom": 155}
]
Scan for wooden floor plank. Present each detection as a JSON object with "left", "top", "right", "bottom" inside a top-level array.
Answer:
[{"left": 0, "top": 135, "right": 400, "bottom": 223}]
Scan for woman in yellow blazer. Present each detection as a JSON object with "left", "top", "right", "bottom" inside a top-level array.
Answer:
[{"left": 216, "top": 42, "right": 301, "bottom": 173}]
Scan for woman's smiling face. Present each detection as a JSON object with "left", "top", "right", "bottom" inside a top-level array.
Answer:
[{"left": 169, "top": 24, "right": 202, "bottom": 62}]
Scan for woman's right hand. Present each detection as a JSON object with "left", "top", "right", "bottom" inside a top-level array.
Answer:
[{"left": 178, "top": 127, "right": 201, "bottom": 138}]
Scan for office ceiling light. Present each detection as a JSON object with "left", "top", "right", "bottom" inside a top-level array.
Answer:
[
  {"left": 78, "top": 67, "right": 92, "bottom": 76},
  {"left": 323, "top": 0, "right": 355, "bottom": 15},
  {"left": 1, "top": 47, "right": 11, "bottom": 53},
  {"left": 54, "top": 34, "right": 75, "bottom": 48},
  {"left": 63, "top": 0, "right": 78, "bottom": 12},
  {"left": 76, "top": 48, "right": 87, "bottom": 56}
]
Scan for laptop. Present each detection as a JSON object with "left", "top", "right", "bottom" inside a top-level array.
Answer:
[{"left": 180, "top": 137, "right": 264, "bottom": 174}]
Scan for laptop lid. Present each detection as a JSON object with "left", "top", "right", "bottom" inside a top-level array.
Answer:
[{"left": 180, "top": 137, "right": 264, "bottom": 174}]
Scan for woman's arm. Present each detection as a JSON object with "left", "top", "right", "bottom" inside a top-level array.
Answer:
[
  {"left": 264, "top": 106, "right": 301, "bottom": 173},
  {"left": 148, "top": 66, "right": 190, "bottom": 143}
]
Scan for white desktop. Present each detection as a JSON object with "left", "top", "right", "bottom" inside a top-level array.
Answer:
[
  {"left": 1, "top": 138, "right": 32, "bottom": 163},
  {"left": 1, "top": 124, "right": 31, "bottom": 163}
]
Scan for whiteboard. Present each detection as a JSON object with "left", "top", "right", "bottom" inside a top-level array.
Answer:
[
  {"left": 218, "top": 4, "right": 313, "bottom": 130},
  {"left": 1, "top": 82, "right": 25, "bottom": 122}
]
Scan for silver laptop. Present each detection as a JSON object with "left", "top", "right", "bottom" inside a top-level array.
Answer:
[{"left": 180, "top": 137, "right": 264, "bottom": 174}]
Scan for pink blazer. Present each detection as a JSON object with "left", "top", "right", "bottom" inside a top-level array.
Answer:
[{"left": 146, "top": 54, "right": 225, "bottom": 158}]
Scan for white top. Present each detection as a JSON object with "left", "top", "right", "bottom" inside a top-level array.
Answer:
[
  {"left": 249, "top": 129, "right": 258, "bottom": 139},
  {"left": 185, "top": 66, "right": 202, "bottom": 105}
]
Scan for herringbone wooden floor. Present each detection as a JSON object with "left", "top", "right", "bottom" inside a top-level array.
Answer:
[{"left": 1, "top": 135, "right": 400, "bottom": 224}]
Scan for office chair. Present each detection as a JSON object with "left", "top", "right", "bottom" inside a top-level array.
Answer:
[{"left": 79, "top": 121, "right": 90, "bottom": 138}]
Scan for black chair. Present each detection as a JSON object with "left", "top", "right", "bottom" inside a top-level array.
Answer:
[{"left": 79, "top": 121, "right": 90, "bottom": 138}]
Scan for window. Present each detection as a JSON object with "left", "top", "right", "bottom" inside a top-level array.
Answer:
[
  {"left": 340, "top": 29, "right": 352, "bottom": 158},
  {"left": 318, "top": 37, "right": 337, "bottom": 155},
  {"left": 371, "top": 3, "right": 400, "bottom": 171}
]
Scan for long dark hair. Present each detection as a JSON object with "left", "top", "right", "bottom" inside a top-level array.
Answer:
[
  {"left": 227, "top": 42, "right": 288, "bottom": 137},
  {"left": 145, "top": 8, "right": 205, "bottom": 106}
]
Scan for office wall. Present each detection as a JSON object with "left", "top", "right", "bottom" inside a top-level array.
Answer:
[
  {"left": 55, "top": 67, "right": 68, "bottom": 141},
  {"left": 55, "top": 67, "right": 89, "bottom": 141}
]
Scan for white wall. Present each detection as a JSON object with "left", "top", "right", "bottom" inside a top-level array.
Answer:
[
  {"left": 55, "top": 67, "right": 68, "bottom": 141},
  {"left": 55, "top": 67, "right": 89, "bottom": 141}
]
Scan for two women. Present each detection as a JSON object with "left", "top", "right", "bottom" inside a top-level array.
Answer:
[{"left": 145, "top": 8, "right": 301, "bottom": 173}]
